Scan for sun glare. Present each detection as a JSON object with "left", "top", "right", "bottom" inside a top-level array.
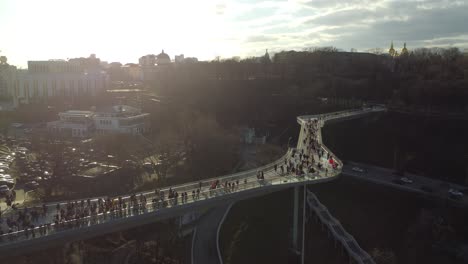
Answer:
[{"left": 4, "top": 0, "right": 240, "bottom": 65}]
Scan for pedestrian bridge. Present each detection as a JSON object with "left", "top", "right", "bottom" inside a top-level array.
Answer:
[{"left": 0, "top": 106, "right": 385, "bottom": 257}]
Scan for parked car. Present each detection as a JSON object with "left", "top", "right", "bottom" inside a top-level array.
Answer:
[
  {"left": 143, "top": 162, "right": 154, "bottom": 169},
  {"left": 0, "top": 179, "right": 14, "bottom": 186},
  {"left": 0, "top": 157, "right": 14, "bottom": 162},
  {"left": 0, "top": 174, "right": 13, "bottom": 180}
]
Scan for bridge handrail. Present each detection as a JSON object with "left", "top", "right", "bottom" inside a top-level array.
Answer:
[
  {"left": 137, "top": 148, "right": 293, "bottom": 197},
  {"left": 0, "top": 173, "right": 330, "bottom": 243}
]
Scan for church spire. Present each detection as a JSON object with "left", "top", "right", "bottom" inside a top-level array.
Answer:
[
  {"left": 389, "top": 41, "right": 396, "bottom": 57},
  {"left": 401, "top": 42, "right": 409, "bottom": 56},
  {"left": 263, "top": 48, "right": 271, "bottom": 63}
]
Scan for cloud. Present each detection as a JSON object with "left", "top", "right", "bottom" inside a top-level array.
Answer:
[
  {"left": 3, "top": 0, "right": 468, "bottom": 65},
  {"left": 241, "top": 0, "right": 468, "bottom": 53},
  {"left": 423, "top": 35, "right": 468, "bottom": 46},
  {"left": 246, "top": 35, "right": 278, "bottom": 42},
  {"left": 300, "top": 0, "right": 383, "bottom": 10},
  {"left": 305, "top": 8, "right": 375, "bottom": 26}
]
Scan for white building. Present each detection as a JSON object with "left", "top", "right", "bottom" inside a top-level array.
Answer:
[
  {"left": 156, "top": 50, "right": 171, "bottom": 65},
  {"left": 47, "top": 105, "right": 149, "bottom": 138},
  {"left": 121, "top": 63, "right": 143, "bottom": 81},
  {"left": 11, "top": 58, "right": 108, "bottom": 107},
  {"left": 0, "top": 64, "right": 16, "bottom": 98},
  {"left": 47, "top": 110, "right": 95, "bottom": 138},
  {"left": 139, "top": 51, "right": 172, "bottom": 82},
  {"left": 94, "top": 105, "right": 149, "bottom": 135},
  {"left": 139, "top": 54, "right": 157, "bottom": 67}
]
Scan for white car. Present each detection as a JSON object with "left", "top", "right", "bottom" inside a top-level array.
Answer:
[
  {"left": 400, "top": 177, "right": 413, "bottom": 184},
  {"left": 0, "top": 174, "right": 13, "bottom": 179},
  {"left": 0, "top": 179, "right": 14, "bottom": 186},
  {"left": 352, "top": 167, "right": 365, "bottom": 173},
  {"left": 448, "top": 188, "right": 463, "bottom": 198},
  {"left": 0, "top": 178, "right": 13, "bottom": 183}
]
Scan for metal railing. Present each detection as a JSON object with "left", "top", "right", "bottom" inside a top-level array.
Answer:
[
  {"left": 0, "top": 172, "right": 334, "bottom": 245},
  {"left": 307, "top": 191, "right": 375, "bottom": 264}
]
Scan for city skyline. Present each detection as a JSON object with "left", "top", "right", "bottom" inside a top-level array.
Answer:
[{"left": 1, "top": 0, "right": 468, "bottom": 67}]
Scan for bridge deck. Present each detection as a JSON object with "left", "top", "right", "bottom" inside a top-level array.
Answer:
[{"left": 0, "top": 106, "right": 385, "bottom": 257}]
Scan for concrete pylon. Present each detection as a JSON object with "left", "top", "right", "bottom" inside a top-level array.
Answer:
[
  {"left": 292, "top": 184, "right": 308, "bottom": 263},
  {"left": 292, "top": 186, "right": 300, "bottom": 252}
]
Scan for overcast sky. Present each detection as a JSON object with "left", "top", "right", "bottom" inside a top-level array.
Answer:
[{"left": 1, "top": 0, "right": 467, "bottom": 67}]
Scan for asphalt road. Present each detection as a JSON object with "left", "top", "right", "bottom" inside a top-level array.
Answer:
[
  {"left": 192, "top": 204, "right": 231, "bottom": 264},
  {"left": 342, "top": 161, "right": 468, "bottom": 207}
]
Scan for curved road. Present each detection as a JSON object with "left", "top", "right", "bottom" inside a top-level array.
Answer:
[{"left": 192, "top": 204, "right": 232, "bottom": 264}]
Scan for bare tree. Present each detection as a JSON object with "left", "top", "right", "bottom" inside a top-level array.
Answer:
[
  {"left": 367, "top": 48, "right": 385, "bottom": 55},
  {"left": 312, "top": 46, "right": 339, "bottom": 53}
]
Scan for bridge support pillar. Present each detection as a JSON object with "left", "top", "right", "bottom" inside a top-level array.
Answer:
[
  {"left": 292, "top": 185, "right": 307, "bottom": 264},
  {"left": 292, "top": 186, "right": 299, "bottom": 251}
]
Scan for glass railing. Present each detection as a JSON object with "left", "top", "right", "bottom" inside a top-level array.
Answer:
[{"left": 0, "top": 170, "right": 340, "bottom": 245}]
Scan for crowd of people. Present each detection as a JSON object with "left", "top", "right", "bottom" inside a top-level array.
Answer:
[
  {"left": 272, "top": 116, "right": 339, "bottom": 179},
  {"left": 0, "top": 184, "right": 209, "bottom": 242},
  {"left": 0, "top": 114, "right": 340, "bottom": 245}
]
